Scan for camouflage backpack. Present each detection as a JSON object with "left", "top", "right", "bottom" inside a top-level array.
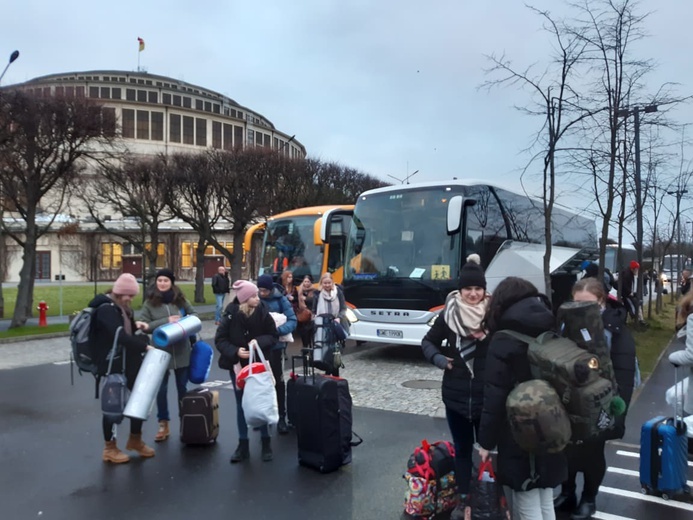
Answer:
[{"left": 501, "top": 300, "right": 619, "bottom": 447}]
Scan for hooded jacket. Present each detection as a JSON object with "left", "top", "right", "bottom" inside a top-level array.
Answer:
[
  {"left": 602, "top": 304, "right": 637, "bottom": 439},
  {"left": 88, "top": 293, "right": 149, "bottom": 389},
  {"left": 215, "top": 300, "right": 278, "bottom": 370},
  {"left": 140, "top": 295, "right": 196, "bottom": 370},
  {"left": 421, "top": 309, "right": 488, "bottom": 420},
  {"left": 477, "top": 295, "right": 568, "bottom": 491},
  {"left": 260, "top": 287, "right": 297, "bottom": 349},
  {"left": 669, "top": 313, "right": 693, "bottom": 416}
]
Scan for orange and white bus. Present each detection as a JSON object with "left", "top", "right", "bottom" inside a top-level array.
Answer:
[{"left": 243, "top": 205, "right": 354, "bottom": 285}]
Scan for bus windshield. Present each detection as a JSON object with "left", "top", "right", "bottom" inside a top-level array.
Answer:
[
  {"left": 259, "top": 216, "right": 321, "bottom": 280},
  {"left": 344, "top": 187, "right": 462, "bottom": 282}
]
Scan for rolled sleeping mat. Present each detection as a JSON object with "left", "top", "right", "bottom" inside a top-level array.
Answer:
[
  {"left": 152, "top": 315, "right": 202, "bottom": 348},
  {"left": 188, "top": 340, "right": 214, "bottom": 384},
  {"left": 123, "top": 348, "right": 172, "bottom": 420}
]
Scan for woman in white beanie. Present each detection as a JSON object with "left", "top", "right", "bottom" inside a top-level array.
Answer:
[
  {"left": 89, "top": 273, "right": 155, "bottom": 464},
  {"left": 215, "top": 280, "right": 278, "bottom": 463},
  {"left": 420, "top": 254, "right": 490, "bottom": 519}
]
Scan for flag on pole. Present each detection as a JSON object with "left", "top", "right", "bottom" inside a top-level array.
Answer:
[{"left": 137, "top": 37, "right": 145, "bottom": 52}]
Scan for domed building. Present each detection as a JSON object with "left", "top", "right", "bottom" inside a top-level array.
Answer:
[{"left": 2, "top": 70, "right": 306, "bottom": 284}]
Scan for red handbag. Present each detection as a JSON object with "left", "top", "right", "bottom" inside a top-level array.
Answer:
[{"left": 235, "top": 362, "right": 268, "bottom": 390}]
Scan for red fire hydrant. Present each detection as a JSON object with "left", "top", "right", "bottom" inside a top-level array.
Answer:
[{"left": 37, "top": 300, "right": 49, "bottom": 327}]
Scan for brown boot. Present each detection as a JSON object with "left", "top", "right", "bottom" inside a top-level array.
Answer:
[
  {"left": 154, "top": 420, "right": 170, "bottom": 442},
  {"left": 126, "top": 434, "right": 155, "bottom": 458},
  {"left": 102, "top": 440, "right": 130, "bottom": 464}
]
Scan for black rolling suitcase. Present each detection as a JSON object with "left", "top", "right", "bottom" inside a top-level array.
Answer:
[
  {"left": 180, "top": 387, "right": 219, "bottom": 445},
  {"left": 292, "top": 353, "right": 362, "bottom": 473}
]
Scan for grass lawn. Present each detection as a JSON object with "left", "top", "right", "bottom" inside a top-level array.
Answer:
[
  {"left": 632, "top": 299, "right": 678, "bottom": 380},
  {"left": 0, "top": 323, "right": 70, "bottom": 339},
  {"left": 1, "top": 282, "right": 216, "bottom": 318}
]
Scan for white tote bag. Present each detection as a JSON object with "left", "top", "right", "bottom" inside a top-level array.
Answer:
[
  {"left": 241, "top": 342, "right": 279, "bottom": 429},
  {"left": 665, "top": 377, "right": 688, "bottom": 411}
]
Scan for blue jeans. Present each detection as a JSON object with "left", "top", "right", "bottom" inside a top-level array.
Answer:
[
  {"left": 156, "top": 367, "right": 189, "bottom": 421},
  {"left": 230, "top": 370, "right": 269, "bottom": 440},
  {"left": 214, "top": 293, "right": 226, "bottom": 323},
  {"left": 445, "top": 407, "right": 480, "bottom": 496}
]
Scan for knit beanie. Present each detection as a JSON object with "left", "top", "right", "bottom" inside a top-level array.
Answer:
[
  {"left": 257, "top": 274, "right": 274, "bottom": 290},
  {"left": 458, "top": 254, "right": 486, "bottom": 290},
  {"left": 112, "top": 273, "right": 140, "bottom": 296},
  {"left": 233, "top": 280, "right": 258, "bottom": 304},
  {"left": 155, "top": 268, "right": 176, "bottom": 284}
]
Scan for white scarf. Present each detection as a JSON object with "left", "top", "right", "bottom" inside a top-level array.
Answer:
[{"left": 316, "top": 288, "right": 339, "bottom": 318}]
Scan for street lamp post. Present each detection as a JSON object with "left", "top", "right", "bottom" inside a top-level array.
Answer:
[
  {"left": 617, "top": 104, "right": 657, "bottom": 312},
  {"left": 0, "top": 50, "right": 19, "bottom": 84}
]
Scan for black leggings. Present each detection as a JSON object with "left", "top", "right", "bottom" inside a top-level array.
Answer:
[
  {"left": 562, "top": 440, "right": 607, "bottom": 500},
  {"left": 268, "top": 348, "right": 286, "bottom": 418},
  {"left": 102, "top": 415, "right": 143, "bottom": 441}
]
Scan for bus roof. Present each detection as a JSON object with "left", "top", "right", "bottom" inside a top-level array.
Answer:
[
  {"left": 266, "top": 204, "right": 354, "bottom": 221},
  {"left": 357, "top": 179, "right": 585, "bottom": 216}
]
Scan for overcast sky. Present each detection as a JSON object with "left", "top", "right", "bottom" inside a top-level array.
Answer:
[{"left": 3, "top": 0, "right": 692, "bottom": 209}]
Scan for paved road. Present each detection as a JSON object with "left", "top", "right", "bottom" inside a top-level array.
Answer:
[{"left": 1, "top": 321, "right": 692, "bottom": 519}]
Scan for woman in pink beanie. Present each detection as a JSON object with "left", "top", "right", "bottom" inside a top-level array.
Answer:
[
  {"left": 215, "top": 279, "right": 278, "bottom": 463},
  {"left": 87, "top": 273, "right": 154, "bottom": 464}
]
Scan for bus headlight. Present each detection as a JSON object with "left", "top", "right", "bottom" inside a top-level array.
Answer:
[
  {"left": 427, "top": 316, "right": 438, "bottom": 327},
  {"left": 345, "top": 308, "right": 358, "bottom": 324},
  {"left": 660, "top": 273, "right": 668, "bottom": 282}
]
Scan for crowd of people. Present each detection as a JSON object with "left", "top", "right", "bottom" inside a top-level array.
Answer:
[
  {"left": 422, "top": 256, "right": 639, "bottom": 520},
  {"left": 89, "top": 257, "right": 691, "bottom": 520}
]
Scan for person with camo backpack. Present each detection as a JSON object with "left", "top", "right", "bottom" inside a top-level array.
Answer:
[
  {"left": 476, "top": 277, "right": 567, "bottom": 520},
  {"left": 421, "top": 254, "right": 490, "bottom": 520}
]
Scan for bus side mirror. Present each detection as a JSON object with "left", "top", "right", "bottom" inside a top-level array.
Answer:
[{"left": 447, "top": 196, "right": 476, "bottom": 235}]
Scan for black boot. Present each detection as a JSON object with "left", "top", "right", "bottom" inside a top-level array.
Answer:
[
  {"left": 554, "top": 492, "right": 577, "bottom": 512},
  {"left": 449, "top": 494, "right": 468, "bottom": 520},
  {"left": 230, "top": 439, "right": 249, "bottom": 463},
  {"left": 261, "top": 437, "right": 273, "bottom": 462},
  {"left": 571, "top": 497, "right": 596, "bottom": 520},
  {"left": 277, "top": 416, "right": 289, "bottom": 435}
]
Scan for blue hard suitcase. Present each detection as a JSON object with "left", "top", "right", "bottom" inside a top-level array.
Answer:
[{"left": 639, "top": 367, "right": 690, "bottom": 499}]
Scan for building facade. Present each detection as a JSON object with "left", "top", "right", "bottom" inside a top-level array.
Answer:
[{"left": 2, "top": 70, "right": 306, "bottom": 283}]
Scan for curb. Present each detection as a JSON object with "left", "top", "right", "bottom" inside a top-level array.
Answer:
[{"left": 0, "top": 332, "right": 70, "bottom": 345}]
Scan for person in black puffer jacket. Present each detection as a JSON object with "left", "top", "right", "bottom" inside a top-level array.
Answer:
[
  {"left": 476, "top": 277, "right": 567, "bottom": 520},
  {"left": 215, "top": 280, "right": 278, "bottom": 464},
  {"left": 554, "top": 277, "right": 636, "bottom": 520},
  {"left": 421, "top": 255, "right": 489, "bottom": 520},
  {"left": 91, "top": 273, "right": 154, "bottom": 464}
]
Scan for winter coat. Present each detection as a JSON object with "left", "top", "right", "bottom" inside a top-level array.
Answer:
[
  {"left": 312, "top": 285, "right": 350, "bottom": 334},
  {"left": 421, "top": 312, "right": 488, "bottom": 420},
  {"left": 669, "top": 314, "right": 693, "bottom": 415},
  {"left": 215, "top": 301, "right": 278, "bottom": 370},
  {"left": 477, "top": 295, "right": 568, "bottom": 491},
  {"left": 602, "top": 304, "right": 637, "bottom": 439},
  {"left": 261, "top": 287, "right": 297, "bottom": 349},
  {"left": 140, "top": 298, "right": 196, "bottom": 370},
  {"left": 211, "top": 272, "right": 230, "bottom": 294},
  {"left": 89, "top": 293, "right": 149, "bottom": 390}
]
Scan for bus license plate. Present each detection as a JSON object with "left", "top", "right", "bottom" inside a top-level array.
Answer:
[{"left": 377, "top": 329, "right": 403, "bottom": 339}]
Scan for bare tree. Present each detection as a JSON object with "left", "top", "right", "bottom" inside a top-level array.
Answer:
[
  {"left": 164, "top": 152, "right": 225, "bottom": 303},
  {"left": 81, "top": 155, "right": 172, "bottom": 292},
  {"left": 0, "top": 90, "right": 115, "bottom": 327},
  {"left": 481, "top": 6, "right": 591, "bottom": 300}
]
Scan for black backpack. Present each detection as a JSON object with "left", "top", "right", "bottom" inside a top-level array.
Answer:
[{"left": 69, "top": 302, "right": 113, "bottom": 397}]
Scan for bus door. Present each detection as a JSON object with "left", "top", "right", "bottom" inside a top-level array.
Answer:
[{"left": 320, "top": 208, "right": 354, "bottom": 284}]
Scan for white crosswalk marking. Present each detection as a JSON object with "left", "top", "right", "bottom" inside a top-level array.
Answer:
[
  {"left": 616, "top": 449, "right": 693, "bottom": 467},
  {"left": 592, "top": 512, "right": 635, "bottom": 520},
  {"left": 607, "top": 466, "right": 693, "bottom": 487},
  {"left": 600, "top": 486, "right": 693, "bottom": 511}
]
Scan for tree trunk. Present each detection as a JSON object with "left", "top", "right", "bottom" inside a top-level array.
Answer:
[
  {"left": 194, "top": 240, "right": 206, "bottom": 303},
  {"left": 11, "top": 223, "right": 38, "bottom": 328},
  {"left": 231, "top": 232, "right": 244, "bottom": 282}
]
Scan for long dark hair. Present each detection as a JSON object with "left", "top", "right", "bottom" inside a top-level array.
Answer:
[
  {"left": 483, "top": 277, "right": 543, "bottom": 333},
  {"left": 146, "top": 283, "right": 187, "bottom": 307}
]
